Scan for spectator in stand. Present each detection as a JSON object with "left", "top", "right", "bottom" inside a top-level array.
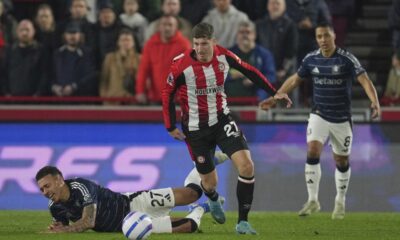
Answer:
[
  {"left": 317, "top": 0, "right": 332, "bottom": 25},
  {"left": 34, "top": 4, "right": 57, "bottom": 55},
  {"left": 95, "top": 2, "right": 123, "bottom": 68},
  {"left": 86, "top": 0, "right": 100, "bottom": 23},
  {"left": 11, "top": 0, "right": 46, "bottom": 21},
  {"left": 286, "top": 0, "right": 319, "bottom": 106},
  {"left": 2, "top": 20, "right": 49, "bottom": 97},
  {"left": 180, "top": 0, "right": 212, "bottom": 26},
  {"left": 56, "top": 0, "right": 96, "bottom": 52},
  {"left": 231, "top": 0, "right": 268, "bottom": 21},
  {"left": 0, "top": 0, "right": 17, "bottom": 67},
  {"left": 1, "top": 0, "right": 12, "bottom": 13},
  {"left": 227, "top": 20, "right": 276, "bottom": 100},
  {"left": 382, "top": 50, "right": 400, "bottom": 106},
  {"left": 46, "top": 0, "right": 97, "bottom": 23},
  {"left": 135, "top": 14, "right": 191, "bottom": 104},
  {"left": 0, "top": 0, "right": 16, "bottom": 46},
  {"left": 119, "top": 0, "right": 148, "bottom": 50},
  {"left": 256, "top": 0, "right": 299, "bottom": 106},
  {"left": 202, "top": 0, "right": 249, "bottom": 48},
  {"left": 286, "top": 0, "right": 319, "bottom": 64},
  {"left": 145, "top": 0, "right": 192, "bottom": 41},
  {"left": 52, "top": 22, "right": 97, "bottom": 97},
  {"left": 100, "top": 28, "right": 140, "bottom": 105},
  {"left": 46, "top": 0, "right": 71, "bottom": 23},
  {"left": 138, "top": 0, "right": 162, "bottom": 22},
  {"left": 110, "top": 0, "right": 125, "bottom": 16},
  {"left": 326, "top": 0, "right": 354, "bottom": 47},
  {"left": 256, "top": 0, "right": 298, "bottom": 84},
  {"left": 51, "top": 0, "right": 99, "bottom": 23},
  {"left": 389, "top": 0, "right": 400, "bottom": 50}
]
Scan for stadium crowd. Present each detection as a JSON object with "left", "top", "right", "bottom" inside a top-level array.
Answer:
[{"left": 0, "top": 0, "right": 380, "bottom": 106}]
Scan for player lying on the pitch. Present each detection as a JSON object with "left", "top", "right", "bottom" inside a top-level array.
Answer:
[{"left": 36, "top": 152, "right": 228, "bottom": 234}]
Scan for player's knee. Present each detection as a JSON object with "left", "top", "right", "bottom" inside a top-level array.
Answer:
[
  {"left": 185, "top": 183, "right": 203, "bottom": 200},
  {"left": 238, "top": 160, "right": 254, "bottom": 177},
  {"left": 334, "top": 155, "right": 349, "bottom": 168},
  {"left": 307, "top": 148, "right": 321, "bottom": 159},
  {"left": 307, "top": 142, "right": 322, "bottom": 158}
]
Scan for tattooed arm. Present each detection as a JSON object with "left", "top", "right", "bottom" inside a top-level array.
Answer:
[{"left": 49, "top": 204, "right": 97, "bottom": 233}]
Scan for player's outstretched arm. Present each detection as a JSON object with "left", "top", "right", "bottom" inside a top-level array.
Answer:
[
  {"left": 357, "top": 72, "right": 381, "bottom": 119},
  {"left": 259, "top": 73, "right": 302, "bottom": 110},
  {"left": 277, "top": 73, "right": 303, "bottom": 95},
  {"left": 48, "top": 204, "right": 97, "bottom": 233}
]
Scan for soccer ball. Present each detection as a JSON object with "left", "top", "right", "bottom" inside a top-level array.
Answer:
[{"left": 122, "top": 211, "right": 153, "bottom": 240}]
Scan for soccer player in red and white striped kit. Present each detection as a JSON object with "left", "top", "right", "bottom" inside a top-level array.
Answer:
[{"left": 162, "top": 22, "right": 292, "bottom": 234}]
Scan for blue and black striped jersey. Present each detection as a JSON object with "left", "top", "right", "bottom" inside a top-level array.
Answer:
[
  {"left": 298, "top": 48, "right": 365, "bottom": 123},
  {"left": 49, "top": 178, "right": 131, "bottom": 232}
]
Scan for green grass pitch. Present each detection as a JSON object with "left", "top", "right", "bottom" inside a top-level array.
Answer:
[{"left": 0, "top": 211, "right": 399, "bottom": 240}]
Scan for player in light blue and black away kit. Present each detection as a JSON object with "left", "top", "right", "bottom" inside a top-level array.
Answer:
[
  {"left": 260, "top": 23, "right": 380, "bottom": 220},
  {"left": 35, "top": 166, "right": 207, "bottom": 234}
]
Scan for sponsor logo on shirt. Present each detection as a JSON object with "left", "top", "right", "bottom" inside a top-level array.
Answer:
[
  {"left": 195, "top": 85, "right": 224, "bottom": 95},
  {"left": 314, "top": 77, "right": 343, "bottom": 85}
]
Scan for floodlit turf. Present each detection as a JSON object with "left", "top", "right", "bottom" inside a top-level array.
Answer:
[{"left": 0, "top": 211, "right": 399, "bottom": 240}]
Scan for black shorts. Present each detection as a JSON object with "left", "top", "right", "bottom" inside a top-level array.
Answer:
[{"left": 183, "top": 114, "right": 249, "bottom": 174}]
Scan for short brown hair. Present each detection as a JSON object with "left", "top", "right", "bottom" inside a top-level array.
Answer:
[{"left": 192, "top": 22, "right": 214, "bottom": 39}]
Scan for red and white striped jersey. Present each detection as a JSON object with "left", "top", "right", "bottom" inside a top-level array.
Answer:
[{"left": 162, "top": 45, "right": 276, "bottom": 131}]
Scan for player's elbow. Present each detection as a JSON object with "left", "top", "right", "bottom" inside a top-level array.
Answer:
[{"left": 161, "top": 89, "right": 171, "bottom": 105}]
